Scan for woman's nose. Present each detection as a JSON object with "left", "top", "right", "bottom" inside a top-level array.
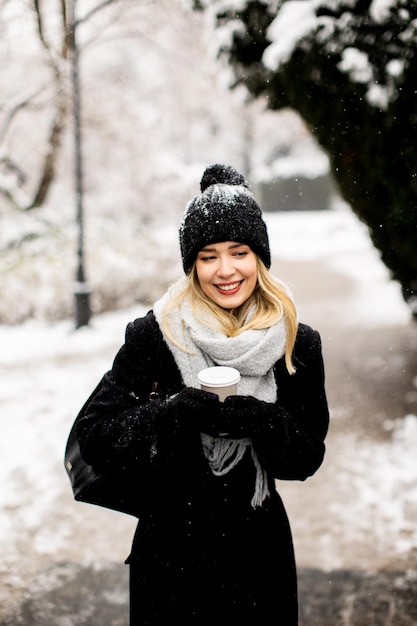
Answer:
[{"left": 217, "top": 257, "right": 235, "bottom": 277}]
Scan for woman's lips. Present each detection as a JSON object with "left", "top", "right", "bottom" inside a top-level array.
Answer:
[{"left": 214, "top": 280, "right": 243, "bottom": 294}]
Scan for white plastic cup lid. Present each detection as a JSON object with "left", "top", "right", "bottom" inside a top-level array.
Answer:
[{"left": 197, "top": 366, "right": 241, "bottom": 388}]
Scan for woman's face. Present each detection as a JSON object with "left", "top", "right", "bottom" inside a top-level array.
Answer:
[{"left": 195, "top": 241, "right": 258, "bottom": 309}]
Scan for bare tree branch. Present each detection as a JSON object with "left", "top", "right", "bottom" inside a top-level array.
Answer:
[
  {"left": 14, "top": 1, "right": 70, "bottom": 210},
  {"left": 0, "top": 82, "right": 53, "bottom": 143},
  {"left": 33, "top": 0, "right": 50, "bottom": 53},
  {"left": 27, "top": 102, "right": 67, "bottom": 210},
  {"left": 75, "top": 0, "right": 120, "bottom": 27},
  {"left": 60, "top": 0, "right": 70, "bottom": 58},
  {"left": 0, "top": 186, "right": 20, "bottom": 210}
]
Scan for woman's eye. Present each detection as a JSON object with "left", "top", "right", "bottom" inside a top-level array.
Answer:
[{"left": 234, "top": 251, "right": 247, "bottom": 257}]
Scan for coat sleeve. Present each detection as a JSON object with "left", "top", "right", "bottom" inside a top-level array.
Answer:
[
  {"left": 219, "top": 325, "right": 329, "bottom": 481},
  {"left": 75, "top": 312, "right": 222, "bottom": 474},
  {"left": 75, "top": 312, "right": 170, "bottom": 472}
]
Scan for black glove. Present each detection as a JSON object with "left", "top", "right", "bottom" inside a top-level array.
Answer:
[
  {"left": 167, "top": 387, "right": 222, "bottom": 436},
  {"left": 220, "top": 395, "right": 277, "bottom": 437}
]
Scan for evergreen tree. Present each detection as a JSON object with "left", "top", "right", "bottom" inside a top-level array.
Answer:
[{"left": 197, "top": 0, "right": 417, "bottom": 312}]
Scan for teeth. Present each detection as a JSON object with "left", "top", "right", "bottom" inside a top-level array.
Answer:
[{"left": 217, "top": 282, "right": 240, "bottom": 292}]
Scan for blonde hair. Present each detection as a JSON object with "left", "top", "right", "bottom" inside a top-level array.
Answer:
[{"left": 162, "top": 257, "right": 297, "bottom": 374}]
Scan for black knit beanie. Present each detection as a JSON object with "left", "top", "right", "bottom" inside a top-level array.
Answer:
[{"left": 179, "top": 164, "right": 271, "bottom": 273}]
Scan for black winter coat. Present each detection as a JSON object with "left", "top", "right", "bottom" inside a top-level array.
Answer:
[{"left": 76, "top": 311, "right": 329, "bottom": 625}]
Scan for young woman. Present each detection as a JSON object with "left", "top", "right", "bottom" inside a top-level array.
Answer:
[{"left": 75, "top": 164, "right": 329, "bottom": 625}]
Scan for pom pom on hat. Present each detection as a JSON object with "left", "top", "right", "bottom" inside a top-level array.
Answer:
[
  {"left": 200, "top": 163, "right": 249, "bottom": 192},
  {"left": 179, "top": 163, "right": 271, "bottom": 273}
]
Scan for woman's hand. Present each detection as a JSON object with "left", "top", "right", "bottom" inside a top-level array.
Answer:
[
  {"left": 219, "top": 395, "right": 276, "bottom": 437},
  {"left": 167, "top": 387, "right": 222, "bottom": 436}
]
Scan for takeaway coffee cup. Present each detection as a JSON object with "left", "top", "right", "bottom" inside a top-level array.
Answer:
[{"left": 197, "top": 366, "right": 241, "bottom": 402}]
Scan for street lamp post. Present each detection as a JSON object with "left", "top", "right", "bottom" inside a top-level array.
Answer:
[{"left": 70, "top": 0, "right": 91, "bottom": 329}]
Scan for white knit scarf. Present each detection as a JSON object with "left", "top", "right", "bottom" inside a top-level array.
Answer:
[{"left": 153, "top": 286, "right": 287, "bottom": 507}]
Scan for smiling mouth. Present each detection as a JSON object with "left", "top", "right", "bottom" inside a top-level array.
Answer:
[{"left": 215, "top": 281, "right": 243, "bottom": 293}]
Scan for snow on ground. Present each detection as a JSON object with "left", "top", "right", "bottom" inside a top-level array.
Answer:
[
  {"left": 1, "top": 208, "right": 416, "bottom": 578},
  {"left": 264, "top": 206, "right": 411, "bottom": 326}
]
